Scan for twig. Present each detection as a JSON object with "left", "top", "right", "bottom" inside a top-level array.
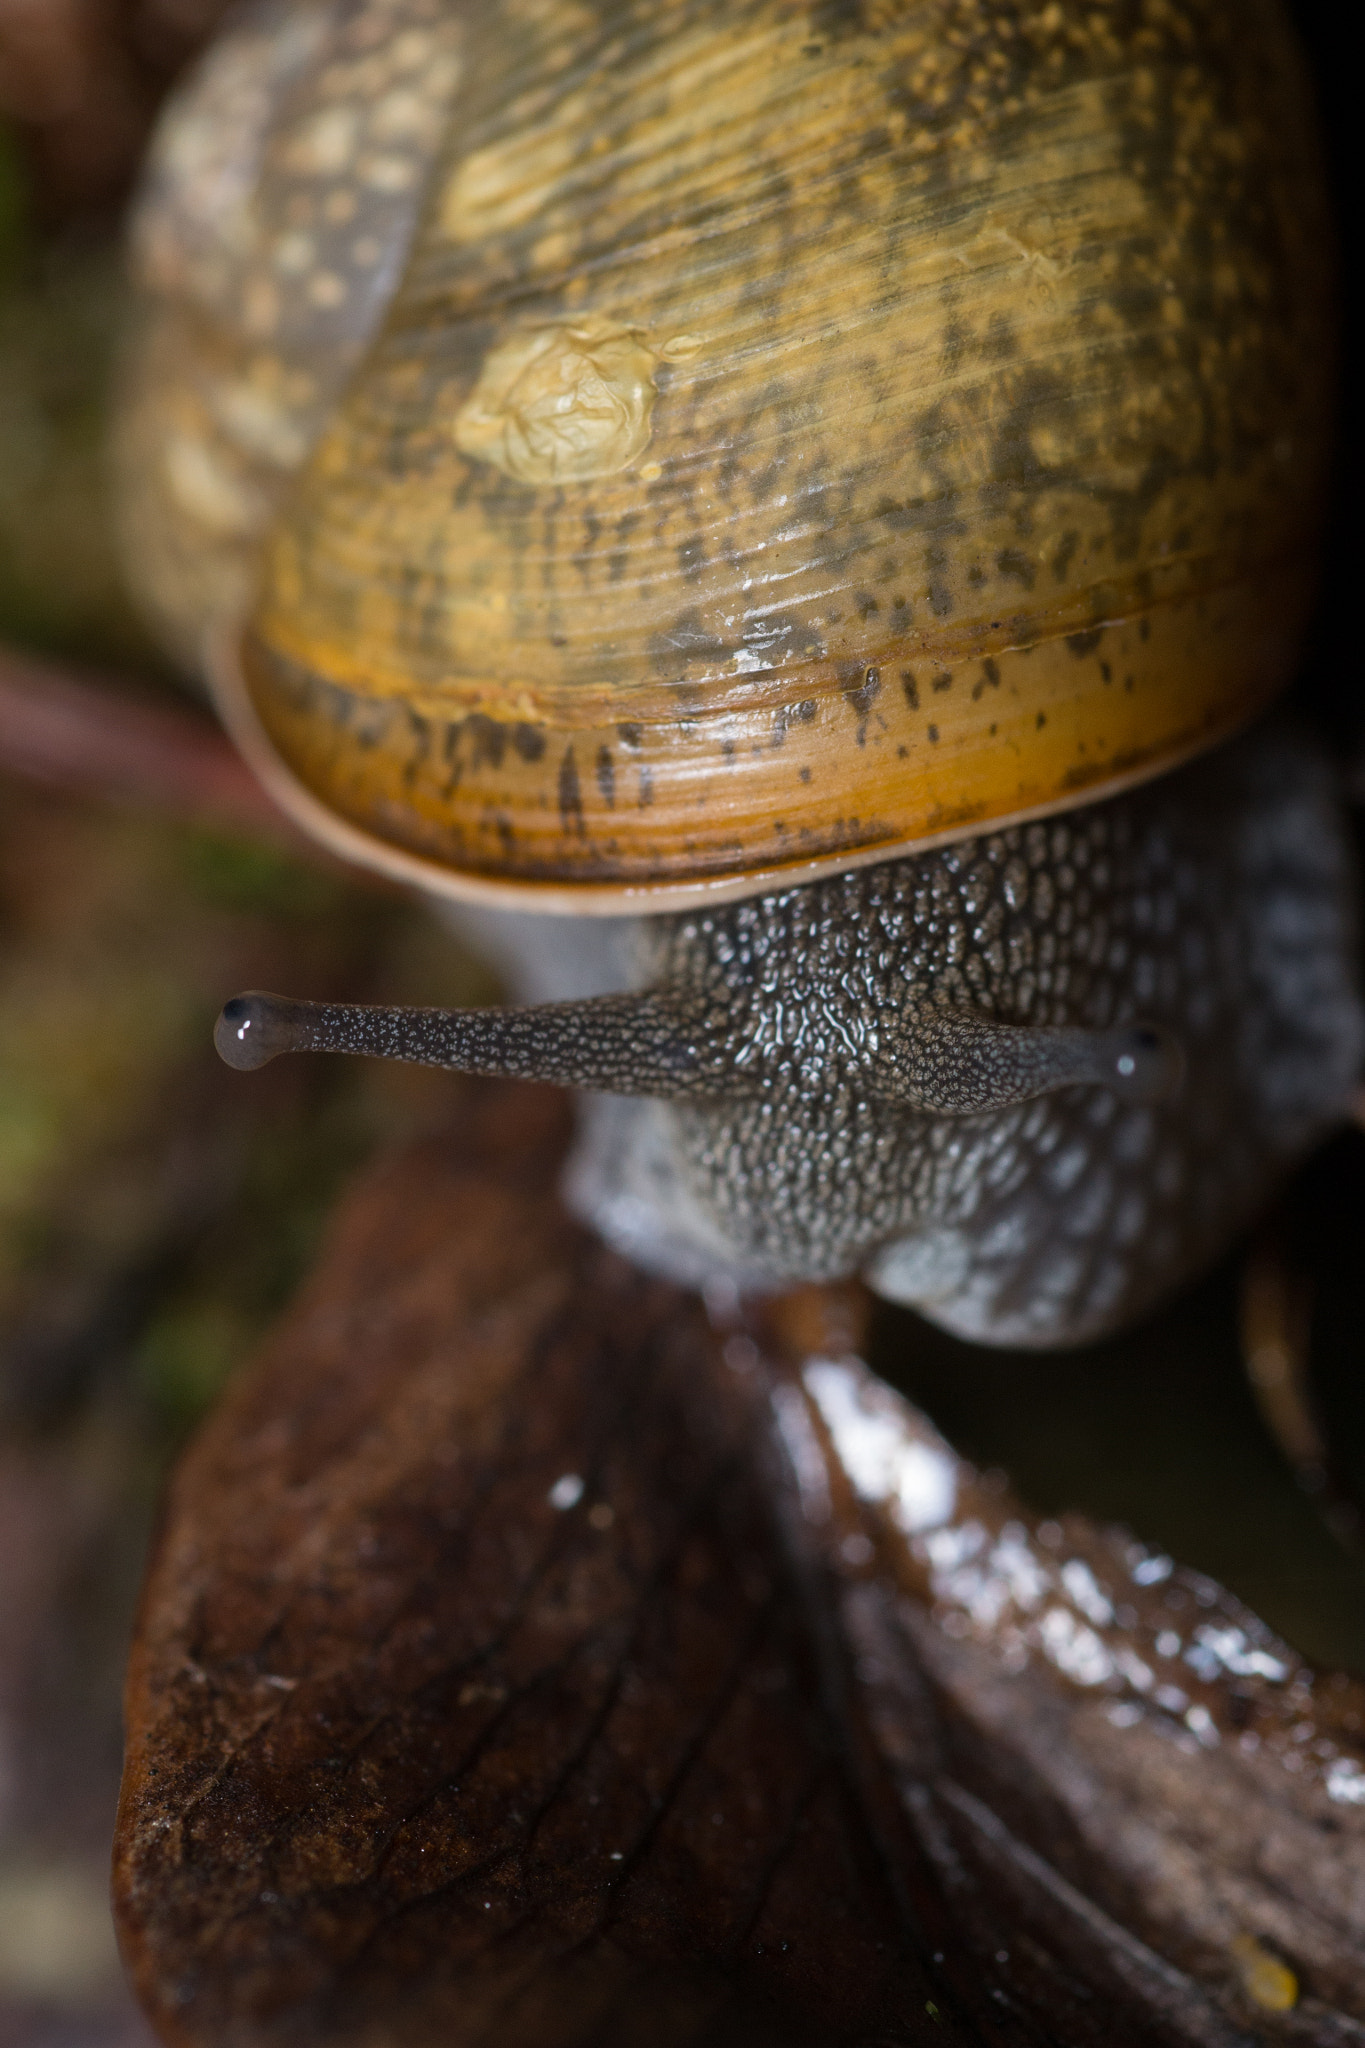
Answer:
[
  {"left": 0, "top": 639, "right": 294, "bottom": 838},
  {"left": 1240, "top": 1220, "right": 1363, "bottom": 1556}
]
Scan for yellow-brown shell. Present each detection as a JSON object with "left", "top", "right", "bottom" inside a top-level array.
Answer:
[{"left": 125, "top": 0, "right": 1334, "bottom": 908}]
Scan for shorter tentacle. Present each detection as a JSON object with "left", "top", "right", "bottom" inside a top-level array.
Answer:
[{"left": 872, "top": 1009, "right": 1184, "bottom": 1113}]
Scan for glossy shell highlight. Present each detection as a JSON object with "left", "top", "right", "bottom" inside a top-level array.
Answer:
[{"left": 131, "top": 0, "right": 1336, "bottom": 906}]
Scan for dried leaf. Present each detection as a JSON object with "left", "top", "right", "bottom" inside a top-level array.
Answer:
[
  {"left": 115, "top": 1084, "right": 936, "bottom": 2045},
  {"left": 749, "top": 1298, "right": 1365, "bottom": 2042},
  {"left": 115, "top": 1082, "right": 1365, "bottom": 2046}
]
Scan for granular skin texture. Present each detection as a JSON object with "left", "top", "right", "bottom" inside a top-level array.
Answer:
[
  {"left": 570, "top": 719, "right": 1362, "bottom": 1344},
  {"left": 219, "top": 720, "right": 1362, "bottom": 1348}
]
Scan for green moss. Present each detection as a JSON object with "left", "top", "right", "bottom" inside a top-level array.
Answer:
[
  {"left": 0, "top": 1076, "right": 68, "bottom": 1213},
  {"left": 177, "top": 828, "right": 349, "bottom": 921},
  {"left": 0, "top": 123, "right": 31, "bottom": 291},
  {"left": 134, "top": 1299, "right": 247, "bottom": 1440},
  {"left": 0, "top": 971, "right": 196, "bottom": 1285},
  {"left": 0, "top": 235, "right": 169, "bottom": 668}
]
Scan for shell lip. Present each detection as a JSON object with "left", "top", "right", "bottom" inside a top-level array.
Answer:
[{"left": 206, "top": 621, "right": 1255, "bottom": 919}]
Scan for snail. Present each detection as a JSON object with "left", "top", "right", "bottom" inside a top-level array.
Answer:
[{"left": 113, "top": 0, "right": 1362, "bottom": 1347}]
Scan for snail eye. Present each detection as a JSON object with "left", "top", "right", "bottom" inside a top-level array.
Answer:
[
  {"left": 1106, "top": 1026, "right": 1185, "bottom": 1105},
  {"left": 873, "top": 1010, "right": 1187, "bottom": 1115},
  {"left": 214, "top": 993, "right": 297, "bottom": 1071}
]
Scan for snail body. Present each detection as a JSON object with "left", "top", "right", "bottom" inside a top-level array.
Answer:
[
  {"left": 216, "top": 720, "right": 1362, "bottom": 1345},
  {"left": 566, "top": 721, "right": 1360, "bottom": 1344},
  {"left": 120, "top": 0, "right": 1361, "bottom": 1346}
]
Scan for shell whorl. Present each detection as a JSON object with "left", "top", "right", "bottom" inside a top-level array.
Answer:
[
  {"left": 114, "top": 0, "right": 463, "bottom": 671},
  {"left": 238, "top": 0, "right": 1329, "bottom": 903},
  {"left": 118, "top": 0, "right": 1333, "bottom": 908}
]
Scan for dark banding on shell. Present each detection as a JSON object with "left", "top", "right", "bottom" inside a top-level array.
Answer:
[{"left": 211, "top": 0, "right": 1335, "bottom": 905}]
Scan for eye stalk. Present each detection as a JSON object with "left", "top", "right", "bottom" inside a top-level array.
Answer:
[
  {"left": 1106, "top": 1024, "right": 1186, "bottom": 1104},
  {"left": 878, "top": 1011, "right": 1185, "bottom": 1114},
  {"left": 212, "top": 990, "right": 711, "bottom": 1094},
  {"left": 214, "top": 990, "right": 1183, "bottom": 1112}
]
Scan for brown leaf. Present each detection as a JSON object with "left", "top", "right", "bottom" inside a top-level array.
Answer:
[
  {"left": 115, "top": 1082, "right": 1365, "bottom": 2046},
  {"left": 748, "top": 1298, "right": 1365, "bottom": 2042},
  {"left": 114, "top": 1083, "right": 938, "bottom": 2045}
]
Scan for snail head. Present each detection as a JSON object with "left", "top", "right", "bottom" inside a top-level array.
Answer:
[{"left": 214, "top": 985, "right": 1182, "bottom": 1114}]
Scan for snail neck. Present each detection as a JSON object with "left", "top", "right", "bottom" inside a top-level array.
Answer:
[{"left": 214, "top": 990, "right": 1181, "bottom": 1111}]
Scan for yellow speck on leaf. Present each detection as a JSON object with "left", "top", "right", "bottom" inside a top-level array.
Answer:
[{"left": 1231, "top": 1934, "right": 1297, "bottom": 2013}]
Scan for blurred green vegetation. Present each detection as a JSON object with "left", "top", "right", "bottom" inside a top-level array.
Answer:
[
  {"left": 0, "top": 784, "right": 499, "bottom": 1466},
  {"left": 0, "top": 121, "right": 29, "bottom": 283},
  {"left": 134, "top": 1297, "right": 258, "bottom": 1441},
  {"left": 0, "top": 110, "right": 502, "bottom": 1486},
  {"left": 177, "top": 827, "right": 353, "bottom": 922},
  {"left": 0, "top": 119, "right": 170, "bottom": 672}
]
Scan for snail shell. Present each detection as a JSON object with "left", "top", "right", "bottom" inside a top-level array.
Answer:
[
  {"left": 117, "top": 0, "right": 1334, "bottom": 910},
  {"left": 114, "top": 0, "right": 465, "bottom": 674},
  {"left": 118, "top": 0, "right": 1359, "bottom": 1347}
]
